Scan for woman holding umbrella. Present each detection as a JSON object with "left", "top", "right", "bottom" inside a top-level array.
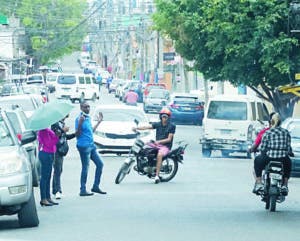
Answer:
[
  {"left": 28, "top": 99, "right": 74, "bottom": 206},
  {"left": 38, "top": 128, "right": 60, "bottom": 206}
]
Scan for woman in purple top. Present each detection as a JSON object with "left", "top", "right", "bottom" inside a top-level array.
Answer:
[{"left": 38, "top": 128, "right": 59, "bottom": 206}]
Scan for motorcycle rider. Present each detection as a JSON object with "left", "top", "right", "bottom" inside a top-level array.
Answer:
[
  {"left": 133, "top": 108, "right": 176, "bottom": 184},
  {"left": 252, "top": 113, "right": 292, "bottom": 195}
]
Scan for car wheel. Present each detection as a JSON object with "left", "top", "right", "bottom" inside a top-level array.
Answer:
[
  {"left": 202, "top": 148, "right": 211, "bottom": 157},
  {"left": 70, "top": 99, "right": 75, "bottom": 103},
  {"left": 18, "top": 188, "right": 39, "bottom": 227}
]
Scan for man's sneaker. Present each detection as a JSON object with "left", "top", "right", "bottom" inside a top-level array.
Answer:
[
  {"left": 55, "top": 192, "right": 62, "bottom": 200},
  {"left": 252, "top": 182, "right": 263, "bottom": 194},
  {"left": 154, "top": 176, "right": 160, "bottom": 184},
  {"left": 281, "top": 185, "right": 289, "bottom": 196}
]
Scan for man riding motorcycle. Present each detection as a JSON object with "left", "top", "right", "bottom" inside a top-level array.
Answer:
[
  {"left": 132, "top": 108, "right": 176, "bottom": 184},
  {"left": 252, "top": 113, "right": 292, "bottom": 195}
]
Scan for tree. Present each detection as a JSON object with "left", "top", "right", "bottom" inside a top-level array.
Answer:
[
  {"left": 153, "top": 0, "right": 300, "bottom": 119},
  {"left": 1, "top": 0, "right": 88, "bottom": 64}
]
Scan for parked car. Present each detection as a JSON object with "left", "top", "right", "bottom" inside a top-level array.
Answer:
[
  {"left": 22, "top": 85, "right": 49, "bottom": 103},
  {"left": 92, "top": 105, "right": 155, "bottom": 155},
  {"left": 143, "top": 89, "right": 170, "bottom": 113},
  {"left": 167, "top": 93, "right": 204, "bottom": 126},
  {"left": 0, "top": 94, "right": 43, "bottom": 118},
  {"left": 5, "top": 107, "right": 40, "bottom": 187},
  {"left": 0, "top": 109, "right": 39, "bottom": 227},
  {"left": 200, "top": 94, "right": 269, "bottom": 158},
  {"left": 281, "top": 118, "right": 300, "bottom": 177},
  {"left": 0, "top": 83, "right": 23, "bottom": 97}
]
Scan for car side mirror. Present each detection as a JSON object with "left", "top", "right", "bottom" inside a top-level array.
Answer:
[
  {"left": 134, "top": 119, "right": 139, "bottom": 126},
  {"left": 21, "top": 130, "right": 36, "bottom": 145}
]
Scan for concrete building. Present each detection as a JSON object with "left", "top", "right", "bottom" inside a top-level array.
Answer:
[{"left": 0, "top": 16, "right": 26, "bottom": 82}]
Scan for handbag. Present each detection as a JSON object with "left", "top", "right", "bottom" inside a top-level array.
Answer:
[{"left": 56, "top": 135, "right": 69, "bottom": 156}]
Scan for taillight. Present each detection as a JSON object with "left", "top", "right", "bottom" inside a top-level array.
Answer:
[
  {"left": 170, "top": 104, "right": 179, "bottom": 109},
  {"left": 247, "top": 125, "right": 253, "bottom": 141},
  {"left": 195, "top": 105, "right": 203, "bottom": 110},
  {"left": 17, "top": 133, "right": 22, "bottom": 141},
  {"left": 42, "top": 96, "right": 47, "bottom": 103}
]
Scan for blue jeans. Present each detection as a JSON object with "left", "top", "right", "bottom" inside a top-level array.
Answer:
[
  {"left": 52, "top": 153, "right": 63, "bottom": 194},
  {"left": 39, "top": 151, "right": 54, "bottom": 200},
  {"left": 77, "top": 144, "right": 104, "bottom": 192}
]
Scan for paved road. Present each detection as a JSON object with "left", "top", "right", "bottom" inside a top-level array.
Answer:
[{"left": 1, "top": 56, "right": 300, "bottom": 241}]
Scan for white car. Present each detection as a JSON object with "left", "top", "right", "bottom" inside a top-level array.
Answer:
[
  {"left": 0, "top": 94, "right": 43, "bottom": 118},
  {"left": 92, "top": 105, "right": 155, "bottom": 155}
]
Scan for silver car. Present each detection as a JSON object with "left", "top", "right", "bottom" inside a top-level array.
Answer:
[
  {"left": 0, "top": 109, "right": 39, "bottom": 227},
  {"left": 143, "top": 89, "right": 170, "bottom": 113}
]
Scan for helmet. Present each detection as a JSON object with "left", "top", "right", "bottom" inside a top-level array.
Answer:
[{"left": 159, "top": 108, "right": 171, "bottom": 118}]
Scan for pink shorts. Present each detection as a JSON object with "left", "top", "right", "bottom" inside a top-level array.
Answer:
[{"left": 148, "top": 143, "right": 170, "bottom": 156}]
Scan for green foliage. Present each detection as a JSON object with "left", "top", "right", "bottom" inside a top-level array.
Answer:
[
  {"left": 153, "top": 0, "right": 300, "bottom": 118},
  {"left": 2, "top": 0, "right": 88, "bottom": 64}
]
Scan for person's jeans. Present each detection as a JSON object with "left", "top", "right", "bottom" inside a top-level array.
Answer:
[
  {"left": 52, "top": 153, "right": 64, "bottom": 194},
  {"left": 254, "top": 154, "right": 291, "bottom": 179},
  {"left": 77, "top": 144, "right": 104, "bottom": 192},
  {"left": 39, "top": 151, "right": 54, "bottom": 200}
]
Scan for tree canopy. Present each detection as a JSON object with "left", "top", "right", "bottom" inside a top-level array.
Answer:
[
  {"left": 153, "top": 0, "right": 300, "bottom": 118},
  {"left": 1, "top": 0, "right": 87, "bottom": 64}
]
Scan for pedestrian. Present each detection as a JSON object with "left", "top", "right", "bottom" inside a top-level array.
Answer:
[
  {"left": 75, "top": 101, "right": 106, "bottom": 196},
  {"left": 96, "top": 73, "right": 102, "bottom": 93},
  {"left": 37, "top": 127, "right": 60, "bottom": 206},
  {"left": 51, "top": 114, "right": 75, "bottom": 199},
  {"left": 124, "top": 88, "right": 138, "bottom": 106}
]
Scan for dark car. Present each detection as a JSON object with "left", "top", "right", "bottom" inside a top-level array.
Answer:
[
  {"left": 281, "top": 118, "right": 300, "bottom": 177},
  {"left": 167, "top": 93, "right": 204, "bottom": 125}
]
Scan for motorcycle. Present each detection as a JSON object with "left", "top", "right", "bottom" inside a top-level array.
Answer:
[
  {"left": 255, "top": 160, "right": 286, "bottom": 212},
  {"left": 115, "top": 129, "right": 188, "bottom": 184}
]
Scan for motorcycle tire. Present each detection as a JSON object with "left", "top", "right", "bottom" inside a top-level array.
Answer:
[
  {"left": 270, "top": 195, "right": 277, "bottom": 212},
  {"left": 115, "top": 163, "right": 129, "bottom": 184},
  {"left": 159, "top": 157, "right": 179, "bottom": 182}
]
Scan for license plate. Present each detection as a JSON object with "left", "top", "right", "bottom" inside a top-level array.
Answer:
[
  {"left": 270, "top": 173, "right": 282, "bottom": 180},
  {"left": 220, "top": 129, "right": 231, "bottom": 135},
  {"left": 62, "top": 88, "right": 70, "bottom": 91},
  {"left": 182, "top": 107, "right": 191, "bottom": 111}
]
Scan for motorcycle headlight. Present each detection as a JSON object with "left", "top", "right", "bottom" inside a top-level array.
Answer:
[
  {"left": 0, "top": 156, "right": 25, "bottom": 175},
  {"left": 95, "top": 130, "right": 107, "bottom": 138}
]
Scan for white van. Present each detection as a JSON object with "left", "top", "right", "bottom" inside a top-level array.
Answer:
[
  {"left": 55, "top": 73, "right": 99, "bottom": 103},
  {"left": 79, "top": 52, "right": 91, "bottom": 68},
  {"left": 200, "top": 94, "right": 269, "bottom": 158}
]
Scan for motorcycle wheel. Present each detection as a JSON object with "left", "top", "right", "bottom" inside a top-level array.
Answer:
[
  {"left": 159, "top": 157, "right": 178, "bottom": 182},
  {"left": 115, "top": 163, "right": 129, "bottom": 184},
  {"left": 270, "top": 195, "right": 277, "bottom": 212}
]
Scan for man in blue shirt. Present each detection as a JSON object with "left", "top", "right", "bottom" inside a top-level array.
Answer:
[{"left": 75, "top": 101, "right": 106, "bottom": 196}]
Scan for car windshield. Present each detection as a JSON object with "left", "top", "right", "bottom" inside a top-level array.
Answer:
[
  {"left": 57, "top": 75, "right": 76, "bottom": 84},
  {"left": 0, "top": 98, "right": 35, "bottom": 112},
  {"left": 0, "top": 117, "right": 14, "bottom": 146},
  {"left": 28, "top": 75, "right": 43, "bottom": 81},
  {"left": 207, "top": 101, "right": 247, "bottom": 120},
  {"left": 93, "top": 109, "right": 147, "bottom": 122},
  {"left": 173, "top": 96, "right": 199, "bottom": 104},
  {"left": 149, "top": 91, "right": 167, "bottom": 99}
]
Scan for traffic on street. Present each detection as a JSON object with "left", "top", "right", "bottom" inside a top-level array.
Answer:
[{"left": 1, "top": 1, "right": 300, "bottom": 241}]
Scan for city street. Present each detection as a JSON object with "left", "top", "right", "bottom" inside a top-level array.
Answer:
[
  {"left": 1, "top": 55, "right": 300, "bottom": 241},
  {"left": 1, "top": 89, "right": 300, "bottom": 241}
]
